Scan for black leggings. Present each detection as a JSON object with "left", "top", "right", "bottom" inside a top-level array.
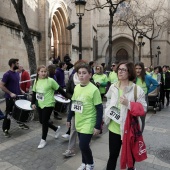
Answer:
[
  {"left": 106, "top": 131, "right": 135, "bottom": 170},
  {"left": 78, "top": 132, "right": 93, "bottom": 164},
  {"left": 37, "top": 107, "right": 58, "bottom": 140}
]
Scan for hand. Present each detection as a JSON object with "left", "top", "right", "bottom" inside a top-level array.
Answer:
[
  {"left": 96, "top": 82, "right": 100, "bottom": 87},
  {"left": 93, "top": 128, "right": 100, "bottom": 136},
  {"left": 120, "top": 95, "right": 129, "bottom": 106},
  {"left": 26, "top": 88, "right": 29, "bottom": 93},
  {"left": 66, "top": 122, "right": 71, "bottom": 128},
  {"left": 10, "top": 93, "right": 16, "bottom": 98},
  {"left": 32, "top": 104, "right": 36, "bottom": 110}
]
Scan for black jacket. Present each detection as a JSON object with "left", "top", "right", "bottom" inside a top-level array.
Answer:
[{"left": 161, "top": 71, "right": 170, "bottom": 89}]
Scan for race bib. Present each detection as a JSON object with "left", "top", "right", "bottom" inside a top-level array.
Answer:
[
  {"left": 106, "top": 106, "right": 120, "bottom": 124},
  {"left": 71, "top": 101, "right": 83, "bottom": 113},
  {"left": 36, "top": 93, "right": 44, "bottom": 101}
]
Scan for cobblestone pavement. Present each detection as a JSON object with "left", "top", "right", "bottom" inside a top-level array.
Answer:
[{"left": 0, "top": 100, "right": 170, "bottom": 170}]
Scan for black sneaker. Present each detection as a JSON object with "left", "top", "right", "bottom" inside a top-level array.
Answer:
[
  {"left": 3, "top": 130, "right": 11, "bottom": 138},
  {"left": 19, "top": 124, "right": 29, "bottom": 130}
]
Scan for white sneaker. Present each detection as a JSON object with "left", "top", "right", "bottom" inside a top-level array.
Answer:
[
  {"left": 77, "top": 163, "right": 86, "bottom": 170},
  {"left": 86, "top": 164, "right": 94, "bottom": 170},
  {"left": 37, "top": 139, "right": 46, "bottom": 149},
  {"left": 62, "top": 134, "right": 70, "bottom": 139},
  {"left": 55, "top": 126, "right": 61, "bottom": 138}
]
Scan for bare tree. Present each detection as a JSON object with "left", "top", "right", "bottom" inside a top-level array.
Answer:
[
  {"left": 138, "top": 6, "right": 169, "bottom": 65},
  {"left": 86, "top": 0, "right": 127, "bottom": 68},
  {"left": 11, "top": 0, "right": 37, "bottom": 74},
  {"left": 118, "top": 0, "right": 169, "bottom": 65}
]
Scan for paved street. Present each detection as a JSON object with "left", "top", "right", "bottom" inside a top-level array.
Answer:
[{"left": 0, "top": 100, "right": 170, "bottom": 170}]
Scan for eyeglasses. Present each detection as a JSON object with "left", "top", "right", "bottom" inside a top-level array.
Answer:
[
  {"left": 118, "top": 68, "right": 127, "bottom": 72},
  {"left": 112, "top": 65, "right": 115, "bottom": 67}
]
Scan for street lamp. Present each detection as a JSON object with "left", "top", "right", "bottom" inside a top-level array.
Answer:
[
  {"left": 156, "top": 46, "right": 161, "bottom": 65},
  {"left": 75, "top": 0, "right": 86, "bottom": 60},
  {"left": 138, "top": 35, "right": 145, "bottom": 61}
]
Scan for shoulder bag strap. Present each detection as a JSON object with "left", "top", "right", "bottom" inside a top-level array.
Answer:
[{"left": 134, "top": 84, "right": 137, "bottom": 102}]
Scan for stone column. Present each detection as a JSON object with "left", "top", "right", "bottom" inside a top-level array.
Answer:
[{"left": 38, "top": 0, "right": 49, "bottom": 66}]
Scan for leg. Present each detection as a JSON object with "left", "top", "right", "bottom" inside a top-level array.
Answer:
[
  {"left": 78, "top": 132, "right": 93, "bottom": 165},
  {"left": 37, "top": 107, "right": 57, "bottom": 140},
  {"left": 2, "top": 98, "right": 14, "bottom": 132},
  {"left": 68, "top": 116, "right": 77, "bottom": 151},
  {"left": 165, "top": 90, "right": 169, "bottom": 106},
  {"left": 160, "top": 88, "right": 165, "bottom": 106},
  {"left": 106, "top": 131, "right": 122, "bottom": 170}
]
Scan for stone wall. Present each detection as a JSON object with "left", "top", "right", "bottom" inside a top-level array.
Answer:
[{"left": 0, "top": 0, "right": 39, "bottom": 74}]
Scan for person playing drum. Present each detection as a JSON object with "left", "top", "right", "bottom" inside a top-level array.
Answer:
[
  {"left": 31, "top": 65, "right": 69, "bottom": 149},
  {"left": 0, "top": 58, "right": 29, "bottom": 138}
]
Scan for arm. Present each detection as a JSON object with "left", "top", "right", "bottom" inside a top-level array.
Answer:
[
  {"left": 25, "top": 72, "right": 31, "bottom": 91},
  {"left": 57, "top": 87, "right": 70, "bottom": 99},
  {"left": 148, "top": 76, "right": 159, "bottom": 94},
  {"left": 0, "top": 81, "right": 16, "bottom": 98},
  {"left": 31, "top": 81, "right": 37, "bottom": 109},
  {"left": 67, "top": 101, "right": 74, "bottom": 122},
  {"left": 94, "top": 104, "right": 103, "bottom": 129},
  {"left": 31, "top": 91, "right": 37, "bottom": 110},
  {"left": 66, "top": 77, "right": 74, "bottom": 99}
]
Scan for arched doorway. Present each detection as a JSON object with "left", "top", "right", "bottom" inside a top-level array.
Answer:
[
  {"left": 116, "top": 48, "right": 128, "bottom": 62},
  {"left": 51, "top": 5, "right": 70, "bottom": 60}
]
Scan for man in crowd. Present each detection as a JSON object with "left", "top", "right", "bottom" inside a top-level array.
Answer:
[
  {"left": 54, "top": 62, "right": 67, "bottom": 120},
  {"left": 18, "top": 66, "right": 31, "bottom": 93}
]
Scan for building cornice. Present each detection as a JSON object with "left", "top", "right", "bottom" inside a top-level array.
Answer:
[{"left": 0, "top": 16, "right": 41, "bottom": 41}]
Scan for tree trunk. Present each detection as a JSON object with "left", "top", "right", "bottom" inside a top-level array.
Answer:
[
  {"left": 132, "top": 34, "right": 136, "bottom": 62},
  {"left": 11, "top": 0, "right": 37, "bottom": 75},
  {"left": 108, "top": 8, "right": 113, "bottom": 68},
  {"left": 150, "top": 39, "right": 153, "bottom": 66}
]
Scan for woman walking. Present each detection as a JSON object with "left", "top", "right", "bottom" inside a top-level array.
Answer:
[{"left": 105, "top": 61, "right": 147, "bottom": 170}]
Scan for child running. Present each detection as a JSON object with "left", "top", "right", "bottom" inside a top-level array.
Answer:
[
  {"left": 67, "top": 63, "right": 103, "bottom": 170},
  {"left": 31, "top": 65, "right": 68, "bottom": 149}
]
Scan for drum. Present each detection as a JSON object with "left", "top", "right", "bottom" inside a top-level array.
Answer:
[
  {"left": 12, "top": 100, "right": 33, "bottom": 123},
  {"left": 54, "top": 95, "right": 70, "bottom": 114}
]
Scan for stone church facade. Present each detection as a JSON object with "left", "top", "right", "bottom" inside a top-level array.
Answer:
[{"left": 0, "top": 0, "right": 170, "bottom": 74}]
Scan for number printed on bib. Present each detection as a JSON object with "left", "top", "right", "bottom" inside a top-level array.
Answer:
[
  {"left": 106, "top": 106, "right": 120, "bottom": 124},
  {"left": 71, "top": 101, "right": 83, "bottom": 113},
  {"left": 36, "top": 93, "right": 44, "bottom": 101}
]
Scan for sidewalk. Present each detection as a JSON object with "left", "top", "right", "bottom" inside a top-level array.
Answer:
[{"left": 0, "top": 99, "right": 170, "bottom": 170}]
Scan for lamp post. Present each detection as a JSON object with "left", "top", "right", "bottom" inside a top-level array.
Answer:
[
  {"left": 156, "top": 46, "right": 161, "bottom": 65},
  {"left": 75, "top": 0, "right": 86, "bottom": 60},
  {"left": 138, "top": 35, "right": 145, "bottom": 61}
]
